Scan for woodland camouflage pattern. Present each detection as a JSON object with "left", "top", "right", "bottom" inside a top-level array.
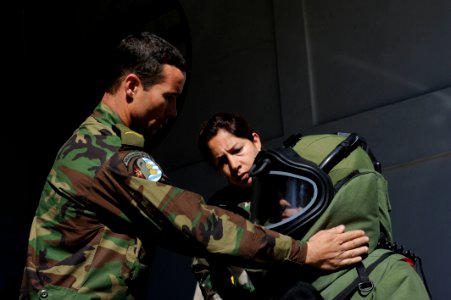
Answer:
[{"left": 20, "top": 103, "right": 307, "bottom": 299}]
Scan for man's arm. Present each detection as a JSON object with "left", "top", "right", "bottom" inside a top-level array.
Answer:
[
  {"left": 102, "top": 151, "right": 369, "bottom": 269},
  {"left": 124, "top": 175, "right": 368, "bottom": 268}
]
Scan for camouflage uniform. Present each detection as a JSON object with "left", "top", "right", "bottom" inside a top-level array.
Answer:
[{"left": 20, "top": 103, "right": 308, "bottom": 299}]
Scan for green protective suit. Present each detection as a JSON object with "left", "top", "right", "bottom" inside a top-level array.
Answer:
[
  {"left": 193, "top": 133, "right": 430, "bottom": 300},
  {"left": 292, "top": 134, "right": 430, "bottom": 299}
]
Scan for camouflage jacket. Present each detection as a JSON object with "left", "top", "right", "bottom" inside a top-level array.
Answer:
[{"left": 20, "top": 103, "right": 307, "bottom": 299}]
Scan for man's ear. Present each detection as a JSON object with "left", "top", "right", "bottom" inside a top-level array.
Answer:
[{"left": 125, "top": 73, "right": 140, "bottom": 97}]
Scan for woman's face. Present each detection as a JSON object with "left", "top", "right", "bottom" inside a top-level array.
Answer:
[{"left": 207, "top": 129, "right": 261, "bottom": 188}]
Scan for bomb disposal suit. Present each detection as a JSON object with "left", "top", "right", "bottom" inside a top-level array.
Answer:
[{"left": 193, "top": 133, "right": 430, "bottom": 299}]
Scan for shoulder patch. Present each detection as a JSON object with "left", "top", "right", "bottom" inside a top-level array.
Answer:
[{"left": 123, "top": 151, "right": 163, "bottom": 182}]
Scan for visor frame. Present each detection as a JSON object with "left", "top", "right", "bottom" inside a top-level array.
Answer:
[{"left": 250, "top": 147, "right": 334, "bottom": 238}]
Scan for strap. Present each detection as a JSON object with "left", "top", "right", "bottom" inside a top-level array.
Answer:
[
  {"left": 355, "top": 262, "right": 373, "bottom": 296},
  {"left": 333, "top": 251, "right": 395, "bottom": 300},
  {"left": 283, "top": 133, "right": 303, "bottom": 148}
]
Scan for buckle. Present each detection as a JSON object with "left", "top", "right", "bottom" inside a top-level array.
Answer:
[{"left": 358, "top": 280, "right": 374, "bottom": 296}]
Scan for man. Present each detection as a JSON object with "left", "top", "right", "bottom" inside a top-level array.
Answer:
[{"left": 20, "top": 32, "right": 368, "bottom": 299}]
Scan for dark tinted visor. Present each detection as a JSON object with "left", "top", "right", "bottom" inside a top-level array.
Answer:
[{"left": 251, "top": 170, "right": 318, "bottom": 229}]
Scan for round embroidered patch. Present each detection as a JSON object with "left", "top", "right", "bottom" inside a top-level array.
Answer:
[{"left": 136, "top": 157, "right": 163, "bottom": 182}]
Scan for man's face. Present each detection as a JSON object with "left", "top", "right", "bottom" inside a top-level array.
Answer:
[
  {"left": 130, "top": 64, "right": 186, "bottom": 137},
  {"left": 208, "top": 129, "right": 261, "bottom": 188}
]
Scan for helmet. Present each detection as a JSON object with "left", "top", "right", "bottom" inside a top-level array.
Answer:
[{"left": 249, "top": 133, "right": 380, "bottom": 239}]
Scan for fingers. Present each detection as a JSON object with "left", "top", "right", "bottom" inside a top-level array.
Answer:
[
  {"left": 331, "top": 234, "right": 369, "bottom": 268},
  {"left": 335, "top": 245, "right": 369, "bottom": 266},
  {"left": 341, "top": 235, "right": 369, "bottom": 250},
  {"left": 317, "top": 225, "right": 368, "bottom": 246},
  {"left": 335, "top": 254, "right": 363, "bottom": 266},
  {"left": 305, "top": 225, "right": 369, "bottom": 270},
  {"left": 328, "top": 224, "right": 346, "bottom": 234},
  {"left": 320, "top": 244, "right": 369, "bottom": 269},
  {"left": 340, "top": 229, "right": 367, "bottom": 242}
]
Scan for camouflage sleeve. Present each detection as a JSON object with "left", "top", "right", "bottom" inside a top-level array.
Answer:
[
  {"left": 191, "top": 256, "right": 257, "bottom": 299},
  {"left": 96, "top": 150, "right": 308, "bottom": 266},
  {"left": 191, "top": 257, "right": 219, "bottom": 299},
  {"left": 129, "top": 175, "right": 307, "bottom": 265}
]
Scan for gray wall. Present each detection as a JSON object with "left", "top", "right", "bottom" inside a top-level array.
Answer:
[{"left": 151, "top": 0, "right": 451, "bottom": 299}]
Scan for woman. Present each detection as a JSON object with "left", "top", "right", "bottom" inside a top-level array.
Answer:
[{"left": 193, "top": 112, "right": 430, "bottom": 300}]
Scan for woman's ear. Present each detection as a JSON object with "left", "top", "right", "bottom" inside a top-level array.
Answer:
[{"left": 252, "top": 132, "right": 262, "bottom": 151}]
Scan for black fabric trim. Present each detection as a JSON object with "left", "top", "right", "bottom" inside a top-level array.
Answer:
[
  {"left": 332, "top": 251, "right": 395, "bottom": 300},
  {"left": 333, "top": 170, "right": 360, "bottom": 191}
]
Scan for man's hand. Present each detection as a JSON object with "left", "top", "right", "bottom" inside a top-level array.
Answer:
[{"left": 305, "top": 225, "right": 369, "bottom": 270}]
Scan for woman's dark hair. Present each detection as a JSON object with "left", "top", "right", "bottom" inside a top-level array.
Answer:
[{"left": 198, "top": 112, "right": 255, "bottom": 167}]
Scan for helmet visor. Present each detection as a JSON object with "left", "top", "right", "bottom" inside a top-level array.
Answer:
[{"left": 250, "top": 170, "right": 319, "bottom": 229}]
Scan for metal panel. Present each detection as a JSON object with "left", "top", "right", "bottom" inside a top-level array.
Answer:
[{"left": 272, "top": 1, "right": 451, "bottom": 298}]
